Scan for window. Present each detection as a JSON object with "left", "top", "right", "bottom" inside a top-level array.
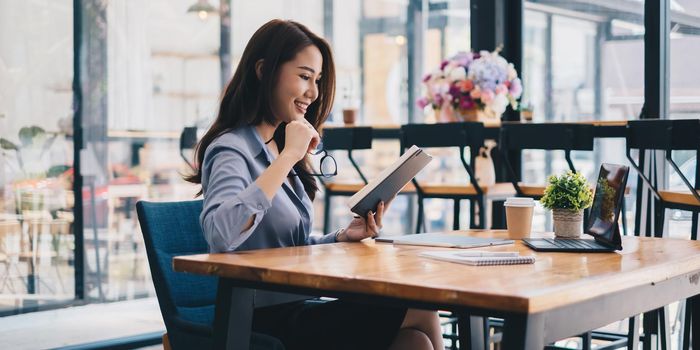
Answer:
[
  {"left": 523, "top": 0, "right": 644, "bottom": 232},
  {"left": 0, "top": 0, "right": 75, "bottom": 314}
]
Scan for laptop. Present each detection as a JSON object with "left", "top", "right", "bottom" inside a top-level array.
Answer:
[{"left": 522, "top": 163, "right": 629, "bottom": 252}]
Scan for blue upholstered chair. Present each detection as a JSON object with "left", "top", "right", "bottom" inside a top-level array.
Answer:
[{"left": 136, "top": 200, "right": 284, "bottom": 350}]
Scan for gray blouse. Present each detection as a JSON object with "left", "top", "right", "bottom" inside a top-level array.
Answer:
[
  {"left": 200, "top": 125, "right": 336, "bottom": 307},
  {"left": 200, "top": 124, "right": 337, "bottom": 254}
]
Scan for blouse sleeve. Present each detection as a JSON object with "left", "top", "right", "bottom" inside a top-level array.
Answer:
[{"left": 200, "top": 146, "right": 272, "bottom": 253}]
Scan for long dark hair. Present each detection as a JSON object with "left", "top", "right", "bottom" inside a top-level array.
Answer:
[{"left": 185, "top": 19, "right": 336, "bottom": 200}]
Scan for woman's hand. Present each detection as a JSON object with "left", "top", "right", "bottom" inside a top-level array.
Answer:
[
  {"left": 280, "top": 119, "right": 320, "bottom": 161},
  {"left": 338, "top": 199, "right": 393, "bottom": 242}
]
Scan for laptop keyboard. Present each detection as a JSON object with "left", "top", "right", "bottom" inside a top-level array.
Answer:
[{"left": 543, "top": 238, "right": 606, "bottom": 249}]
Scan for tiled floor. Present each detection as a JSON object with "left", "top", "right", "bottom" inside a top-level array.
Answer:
[{"left": 0, "top": 297, "right": 164, "bottom": 349}]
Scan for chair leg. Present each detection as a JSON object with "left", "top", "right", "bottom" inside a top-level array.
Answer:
[
  {"left": 691, "top": 211, "right": 698, "bottom": 241},
  {"left": 469, "top": 199, "right": 476, "bottom": 230},
  {"left": 621, "top": 199, "right": 629, "bottom": 236},
  {"left": 323, "top": 192, "right": 331, "bottom": 234},
  {"left": 654, "top": 204, "right": 666, "bottom": 238},
  {"left": 453, "top": 199, "right": 460, "bottom": 231},
  {"left": 416, "top": 196, "right": 424, "bottom": 234},
  {"left": 628, "top": 315, "right": 640, "bottom": 350},
  {"left": 683, "top": 299, "right": 692, "bottom": 350},
  {"left": 478, "top": 198, "right": 486, "bottom": 230},
  {"left": 643, "top": 310, "right": 658, "bottom": 350},
  {"left": 659, "top": 306, "right": 671, "bottom": 350}
]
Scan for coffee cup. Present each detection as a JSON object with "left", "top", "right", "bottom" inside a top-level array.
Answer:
[{"left": 504, "top": 197, "right": 535, "bottom": 238}]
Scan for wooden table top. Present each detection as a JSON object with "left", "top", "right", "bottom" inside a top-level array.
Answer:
[{"left": 173, "top": 230, "right": 700, "bottom": 314}]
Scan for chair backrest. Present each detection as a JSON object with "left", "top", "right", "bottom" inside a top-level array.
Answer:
[
  {"left": 321, "top": 126, "right": 373, "bottom": 184},
  {"left": 626, "top": 119, "right": 700, "bottom": 151},
  {"left": 499, "top": 123, "right": 594, "bottom": 151},
  {"left": 401, "top": 122, "right": 485, "bottom": 151},
  {"left": 136, "top": 200, "right": 217, "bottom": 346},
  {"left": 321, "top": 126, "right": 373, "bottom": 151}
]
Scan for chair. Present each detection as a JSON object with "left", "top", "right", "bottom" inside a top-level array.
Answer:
[
  {"left": 626, "top": 119, "right": 700, "bottom": 350},
  {"left": 320, "top": 127, "right": 373, "bottom": 233},
  {"left": 401, "top": 122, "right": 514, "bottom": 232},
  {"left": 499, "top": 123, "right": 595, "bottom": 199},
  {"left": 136, "top": 200, "right": 285, "bottom": 350}
]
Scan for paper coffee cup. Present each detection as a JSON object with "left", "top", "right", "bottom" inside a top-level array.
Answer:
[{"left": 504, "top": 197, "right": 535, "bottom": 238}]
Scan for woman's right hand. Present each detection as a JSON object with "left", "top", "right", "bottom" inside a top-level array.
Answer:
[{"left": 281, "top": 120, "right": 320, "bottom": 161}]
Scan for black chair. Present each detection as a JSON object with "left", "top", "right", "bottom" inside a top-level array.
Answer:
[
  {"left": 626, "top": 119, "right": 700, "bottom": 350},
  {"left": 499, "top": 123, "right": 595, "bottom": 199},
  {"left": 136, "top": 200, "right": 284, "bottom": 350},
  {"left": 401, "top": 122, "right": 514, "bottom": 233},
  {"left": 320, "top": 127, "right": 376, "bottom": 233}
]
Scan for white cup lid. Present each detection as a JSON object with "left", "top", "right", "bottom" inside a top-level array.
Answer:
[{"left": 504, "top": 197, "right": 535, "bottom": 207}]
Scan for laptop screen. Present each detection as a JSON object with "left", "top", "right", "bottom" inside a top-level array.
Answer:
[{"left": 586, "top": 163, "right": 629, "bottom": 244}]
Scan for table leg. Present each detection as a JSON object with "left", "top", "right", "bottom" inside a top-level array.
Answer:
[
  {"left": 457, "top": 315, "right": 485, "bottom": 350},
  {"left": 214, "top": 278, "right": 254, "bottom": 350},
  {"left": 628, "top": 315, "right": 640, "bottom": 350},
  {"left": 691, "top": 294, "right": 700, "bottom": 350},
  {"left": 501, "top": 312, "right": 544, "bottom": 350}
]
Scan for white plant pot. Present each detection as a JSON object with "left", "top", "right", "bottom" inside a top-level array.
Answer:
[{"left": 552, "top": 209, "right": 584, "bottom": 238}]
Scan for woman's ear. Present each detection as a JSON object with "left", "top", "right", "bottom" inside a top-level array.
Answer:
[{"left": 255, "top": 59, "right": 264, "bottom": 80}]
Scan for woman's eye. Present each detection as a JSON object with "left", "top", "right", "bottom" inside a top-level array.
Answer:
[
  {"left": 315, "top": 79, "right": 321, "bottom": 85},
  {"left": 300, "top": 75, "right": 310, "bottom": 81}
]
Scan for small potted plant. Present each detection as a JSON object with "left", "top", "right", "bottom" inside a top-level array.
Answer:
[{"left": 540, "top": 171, "right": 594, "bottom": 238}]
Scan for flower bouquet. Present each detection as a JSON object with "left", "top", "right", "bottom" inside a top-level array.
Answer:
[{"left": 417, "top": 49, "right": 523, "bottom": 123}]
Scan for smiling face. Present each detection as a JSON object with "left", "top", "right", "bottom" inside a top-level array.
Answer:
[{"left": 270, "top": 45, "right": 323, "bottom": 124}]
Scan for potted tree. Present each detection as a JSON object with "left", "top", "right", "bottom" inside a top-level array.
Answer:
[{"left": 540, "top": 171, "right": 594, "bottom": 238}]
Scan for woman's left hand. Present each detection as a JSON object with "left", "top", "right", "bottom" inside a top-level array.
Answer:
[{"left": 339, "top": 199, "right": 392, "bottom": 242}]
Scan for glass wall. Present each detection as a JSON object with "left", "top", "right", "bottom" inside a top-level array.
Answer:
[
  {"left": 523, "top": 0, "right": 645, "bottom": 232},
  {"left": 78, "top": 0, "right": 218, "bottom": 302},
  {"left": 668, "top": 0, "right": 700, "bottom": 238},
  {"left": 0, "top": 0, "right": 75, "bottom": 314}
]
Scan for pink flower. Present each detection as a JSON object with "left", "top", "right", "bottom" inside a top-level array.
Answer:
[
  {"left": 481, "top": 90, "right": 495, "bottom": 103},
  {"left": 459, "top": 80, "right": 474, "bottom": 92},
  {"left": 470, "top": 87, "right": 481, "bottom": 99},
  {"left": 495, "top": 84, "right": 508, "bottom": 95},
  {"left": 422, "top": 73, "right": 432, "bottom": 83},
  {"left": 509, "top": 78, "right": 523, "bottom": 99}
]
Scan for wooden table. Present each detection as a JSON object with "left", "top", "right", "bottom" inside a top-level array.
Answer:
[{"left": 174, "top": 230, "right": 700, "bottom": 349}]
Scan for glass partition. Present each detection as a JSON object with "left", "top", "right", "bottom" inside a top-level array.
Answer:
[{"left": 0, "top": 0, "right": 75, "bottom": 314}]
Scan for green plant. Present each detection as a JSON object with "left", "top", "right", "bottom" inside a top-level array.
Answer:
[
  {"left": 540, "top": 171, "right": 593, "bottom": 211},
  {"left": 0, "top": 126, "right": 58, "bottom": 177}
]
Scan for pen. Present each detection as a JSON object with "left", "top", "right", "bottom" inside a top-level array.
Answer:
[{"left": 454, "top": 251, "right": 520, "bottom": 257}]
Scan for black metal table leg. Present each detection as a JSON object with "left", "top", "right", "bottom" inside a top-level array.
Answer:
[
  {"left": 690, "top": 294, "right": 700, "bottom": 350},
  {"left": 214, "top": 278, "right": 255, "bottom": 350},
  {"left": 502, "top": 312, "right": 545, "bottom": 350},
  {"left": 458, "top": 315, "right": 486, "bottom": 350},
  {"left": 628, "top": 315, "right": 640, "bottom": 350}
]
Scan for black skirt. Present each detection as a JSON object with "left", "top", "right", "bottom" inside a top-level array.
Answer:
[{"left": 252, "top": 298, "right": 407, "bottom": 350}]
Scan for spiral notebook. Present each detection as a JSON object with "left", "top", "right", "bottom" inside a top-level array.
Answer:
[{"left": 419, "top": 251, "right": 536, "bottom": 266}]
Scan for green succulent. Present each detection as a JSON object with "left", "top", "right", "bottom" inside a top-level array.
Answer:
[{"left": 540, "top": 171, "right": 593, "bottom": 211}]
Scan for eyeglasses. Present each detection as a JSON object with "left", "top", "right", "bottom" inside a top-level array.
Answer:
[{"left": 290, "top": 142, "right": 337, "bottom": 178}]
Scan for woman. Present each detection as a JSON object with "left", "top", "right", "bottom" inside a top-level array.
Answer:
[{"left": 186, "top": 19, "right": 444, "bottom": 350}]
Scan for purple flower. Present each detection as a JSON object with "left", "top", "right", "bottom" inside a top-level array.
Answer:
[
  {"left": 422, "top": 73, "right": 432, "bottom": 82},
  {"left": 459, "top": 95, "right": 476, "bottom": 110},
  {"left": 440, "top": 60, "right": 450, "bottom": 70},
  {"left": 433, "top": 94, "right": 444, "bottom": 107},
  {"left": 416, "top": 97, "right": 430, "bottom": 109}
]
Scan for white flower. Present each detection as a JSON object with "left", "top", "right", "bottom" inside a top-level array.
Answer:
[
  {"left": 448, "top": 66, "right": 466, "bottom": 81},
  {"left": 491, "top": 93, "right": 510, "bottom": 115},
  {"left": 507, "top": 63, "right": 518, "bottom": 81}
]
